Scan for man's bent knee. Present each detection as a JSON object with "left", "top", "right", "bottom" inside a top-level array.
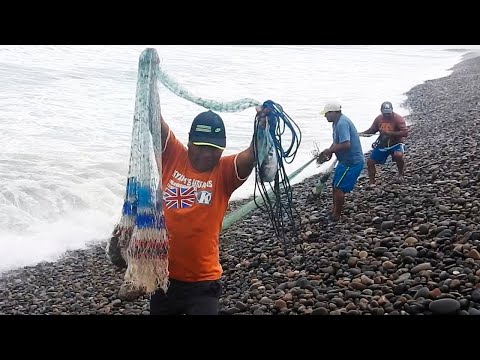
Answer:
[{"left": 392, "top": 151, "right": 404, "bottom": 162}]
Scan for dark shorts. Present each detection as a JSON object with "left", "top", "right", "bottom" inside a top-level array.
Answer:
[
  {"left": 150, "top": 279, "right": 222, "bottom": 315},
  {"left": 333, "top": 161, "right": 364, "bottom": 193},
  {"left": 370, "top": 143, "right": 405, "bottom": 164}
]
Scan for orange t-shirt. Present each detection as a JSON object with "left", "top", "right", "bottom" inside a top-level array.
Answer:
[{"left": 161, "top": 130, "right": 247, "bottom": 282}]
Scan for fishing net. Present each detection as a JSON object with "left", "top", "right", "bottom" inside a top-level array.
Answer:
[{"left": 107, "top": 48, "right": 169, "bottom": 294}]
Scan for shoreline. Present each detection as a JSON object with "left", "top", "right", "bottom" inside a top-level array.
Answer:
[{"left": 1, "top": 52, "right": 480, "bottom": 315}]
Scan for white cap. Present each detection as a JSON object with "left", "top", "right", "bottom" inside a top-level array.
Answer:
[{"left": 320, "top": 101, "right": 342, "bottom": 115}]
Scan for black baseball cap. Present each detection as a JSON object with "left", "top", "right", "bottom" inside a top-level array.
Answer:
[{"left": 188, "top": 110, "right": 226, "bottom": 150}]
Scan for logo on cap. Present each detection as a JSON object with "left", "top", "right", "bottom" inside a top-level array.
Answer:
[
  {"left": 381, "top": 101, "right": 393, "bottom": 114},
  {"left": 195, "top": 125, "right": 212, "bottom": 133}
]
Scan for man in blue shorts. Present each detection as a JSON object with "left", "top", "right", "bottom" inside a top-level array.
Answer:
[
  {"left": 359, "top": 101, "right": 409, "bottom": 185},
  {"left": 320, "top": 101, "right": 364, "bottom": 222}
]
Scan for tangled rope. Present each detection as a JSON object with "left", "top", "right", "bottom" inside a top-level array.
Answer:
[
  {"left": 252, "top": 100, "right": 302, "bottom": 252},
  {"left": 312, "top": 142, "right": 331, "bottom": 166}
]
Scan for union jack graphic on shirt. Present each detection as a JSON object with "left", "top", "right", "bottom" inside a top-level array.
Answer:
[{"left": 163, "top": 186, "right": 196, "bottom": 209}]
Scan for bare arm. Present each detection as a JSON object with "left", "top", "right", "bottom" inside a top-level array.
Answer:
[
  {"left": 322, "top": 141, "right": 350, "bottom": 159},
  {"left": 360, "top": 118, "right": 379, "bottom": 135},
  {"left": 329, "top": 141, "right": 351, "bottom": 154},
  {"left": 235, "top": 107, "right": 269, "bottom": 180},
  {"left": 391, "top": 116, "right": 408, "bottom": 138},
  {"left": 160, "top": 114, "right": 170, "bottom": 150},
  {"left": 235, "top": 142, "right": 255, "bottom": 180},
  {"left": 151, "top": 113, "right": 171, "bottom": 176}
]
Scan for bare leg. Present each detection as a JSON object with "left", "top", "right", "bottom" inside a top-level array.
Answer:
[
  {"left": 331, "top": 190, "right": 336, "bottom": 216},
  {"left": 332, "top": 188, "right": 345, "bottom": 221},
  {"left": 367, "top": 158, "right": 377, "bottom": 185},
  {"left": 392, "top": 151, "right": 405, "bottom": 181}
]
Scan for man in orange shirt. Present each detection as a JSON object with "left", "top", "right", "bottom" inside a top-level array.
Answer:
[
  {"left": 360, "top": 101, "right": 409, "bottom": 185},
  {"left": 150, "top": 108, "right": 264, "bottom": 315}
]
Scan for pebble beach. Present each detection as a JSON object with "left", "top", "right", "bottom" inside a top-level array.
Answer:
[{"left": 1, "top": 53, "right": 480, "bottom": 315}]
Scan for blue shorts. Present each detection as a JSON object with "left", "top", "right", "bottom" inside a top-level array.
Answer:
[
  {"left": 370, "top": 143, "right": 405, "bottom": 164},
  {"left": 333, "top": 161, "right": 364, "bottom": 193}
]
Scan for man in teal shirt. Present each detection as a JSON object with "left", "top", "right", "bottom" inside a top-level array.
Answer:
[{"left": 320, "top": 101, "right": 364, "bottom": 222}]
